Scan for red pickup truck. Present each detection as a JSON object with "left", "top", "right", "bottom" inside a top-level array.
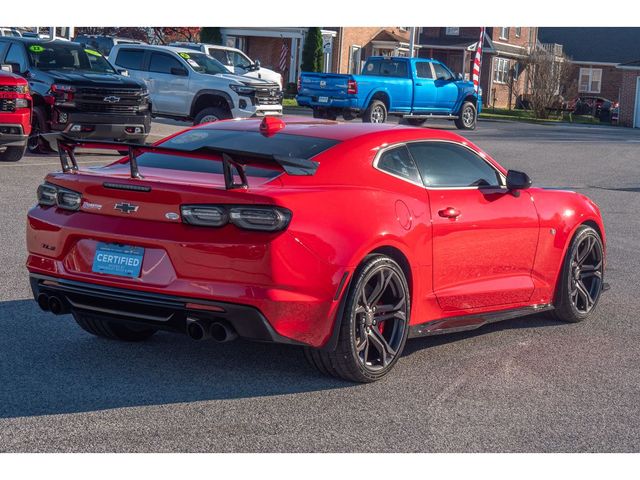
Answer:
[{"left": 0, "top": 70, "right": 31, "bottom": 161}]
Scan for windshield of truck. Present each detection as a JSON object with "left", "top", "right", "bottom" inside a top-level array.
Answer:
[
  {"left": 361, "top": 59, "right": 408, "bottom": 78},
  {"left": 84, "top": 49, "right": 116, "bottom": 73},
  {"left": 27, "top": 43, "right": 92, "bottom": 70},
  {"left": 178, "top": 51, "right": 228, "bottom": 75}
]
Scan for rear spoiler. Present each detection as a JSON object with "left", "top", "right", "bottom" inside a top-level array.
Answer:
[{"left": 41, "top": 133, "right": 319, "bottom": 190}]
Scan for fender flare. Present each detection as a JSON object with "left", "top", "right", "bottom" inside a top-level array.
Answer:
[
  {"left": 363, "top": 88, "right": 392, "bottom": 112},
  {"left": 189, "top": 89, "right": 234, "bottom": 117}
]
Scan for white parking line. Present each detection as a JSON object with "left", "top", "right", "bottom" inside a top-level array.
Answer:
[{"left": 0, "top": 160, "right": 110, "bottom": 167}]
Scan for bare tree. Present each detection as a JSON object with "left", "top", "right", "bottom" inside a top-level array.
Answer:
[{"left": 523, "top": 48, "right": 573, "bottom": 119}]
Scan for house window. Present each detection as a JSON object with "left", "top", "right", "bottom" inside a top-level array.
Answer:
[
  {"left": 499, "top": 27, "right": 509, "bottom": 40},
  {"left": 446, "top": 27, "right": 460, "bottom": 36},
  {"left": 579, "top": 67, "right": 602, "bottom": 93},
  {"left": 515, "top": 27, "right": 521, "bottom": 37},
  {"left": 349, "top": 45, "right": 362, "bottom": 74},
  {"left": 493, "top": 57, "right": 510, "bottom": 84}
]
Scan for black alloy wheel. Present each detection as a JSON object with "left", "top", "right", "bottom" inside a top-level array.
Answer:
[{"left": 304, "top": 255, "right": 410, "bottom": 382}]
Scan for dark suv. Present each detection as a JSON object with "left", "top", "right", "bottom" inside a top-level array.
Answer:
[{"left": 0, "top": 38, "right": 151, "bottom": 153}]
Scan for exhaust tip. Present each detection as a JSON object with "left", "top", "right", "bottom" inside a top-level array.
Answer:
[
  {"left": 186, "top": 318, "right": 210, "bottom": 341},
  {"left": 210, "top": 322, "right": 238, "bottom": 343},
  {"left": 37, "top": 293, "right": 50, "bottom": 311},
  {"left": 48, "top": 296, "right": 64, "bottom": 315}
]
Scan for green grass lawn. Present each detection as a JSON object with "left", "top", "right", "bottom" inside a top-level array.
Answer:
[{"left": 282, "top": 98, "right": 299, "bottom": 107}]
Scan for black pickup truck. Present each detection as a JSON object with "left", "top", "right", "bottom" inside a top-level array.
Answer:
[{"left": 0, "top": 38, "right": 150, "bottom": 153}]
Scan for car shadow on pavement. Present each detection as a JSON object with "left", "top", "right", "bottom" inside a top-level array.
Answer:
[{"left": 0, "top": 299, "right": 350, "bottom": 419}]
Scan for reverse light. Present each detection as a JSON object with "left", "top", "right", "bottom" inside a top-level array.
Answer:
[
  {"left": 180, "top": 205, "right": 292, "bottom": 232},
  {"left": 37, "top": 183, "right": 81, "bottom": 211}
]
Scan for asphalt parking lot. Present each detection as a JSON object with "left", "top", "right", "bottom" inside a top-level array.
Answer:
[{"left": 1, "top": 115, "right": 639, "bottom": 452}]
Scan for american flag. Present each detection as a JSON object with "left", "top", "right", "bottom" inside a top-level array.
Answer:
[
  {"left": 472, "top": 27, "right": 485, "bottom": 93},
  {"left": 278, "top": 39, "right": 289, "bottom": 73}
]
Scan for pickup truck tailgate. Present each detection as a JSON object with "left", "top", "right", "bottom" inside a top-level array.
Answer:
[{"left": 299, "top": 73, "right": 351, "bottom": 100}]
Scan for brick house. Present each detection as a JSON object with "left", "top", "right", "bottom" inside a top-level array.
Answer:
[
  {"left": 219, "top": 27, "right": 410, "bottom": 88},
  {"left": 617, "top": 61, "right": 640, "bottom": 128},
  {"left": 538, "top": 28, "right": 640, "bottom": 104},
  {"left": 418, "top": 27, "right": 538, "bottom": 108}
]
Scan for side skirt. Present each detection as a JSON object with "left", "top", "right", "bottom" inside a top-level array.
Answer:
[{"left": 408, "top": 304, "right": 554, "bottom": 338}]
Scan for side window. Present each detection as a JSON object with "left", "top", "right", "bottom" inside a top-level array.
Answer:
[
  {"left": 376, "top": 146, "right": 422, "bottom": 185},
  {"left": 149, "top": 53, "right": 183, "bottom": 74},
  {"left": 115, "top": 49, "right": 144, "bottom": 70},
  {"left": 432, "top": 63, "right": 452, "bottom": 81},
  {"left": 407, "top": 142, "right": 502, "bottom": 188},
  {"left": 5, "top": 44, "right": 27, "bottom": 72},
  {"left": 415, "top": 62, "right": 433, "bottom": 79}
]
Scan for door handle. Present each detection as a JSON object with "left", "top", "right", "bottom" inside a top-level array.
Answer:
[
  {"left": 415, "top": 82, "right": 423, "bottom": 86},
  {"left": 438, "top": 207, "right": 461, "bottom": 218}
]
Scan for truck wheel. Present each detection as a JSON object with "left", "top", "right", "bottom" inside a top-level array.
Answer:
[
  {"left": 194, "top": 107, "right": 230, "bottom": 125},
  {"left": 0, "top": 145, "right": 26, "bottom": 162},
  {"left": 362, "top": 100, "right": 387, "bottom": 123},
  {"left": 405, "top": 118, "right": 426, "bottom": 126},
  {"left": 455, "top": 101, "right": 477, "bottom": 130},
  {"left": 27, "top": 106, "right": 50, "bottom": 154}
]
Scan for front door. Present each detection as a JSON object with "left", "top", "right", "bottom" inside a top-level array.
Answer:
[
  {"left": 411, "top": 61, "right": 437, "bottom": 113},
  {"left": 407, "top": 141, "right": 539, "bottom": 312},
  {"left": 432, "top": 62, "right": 459, "bottom": 111},
  {"left": 147, "top": 52, "right": 190, "bottom": 116}
]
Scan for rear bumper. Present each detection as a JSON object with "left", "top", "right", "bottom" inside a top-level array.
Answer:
[
  {"left": 296, "top": 95, "right": 359, "bottom": 110},
  {"left": 30, "top": 274, "right": 304, "bottom": 345}
]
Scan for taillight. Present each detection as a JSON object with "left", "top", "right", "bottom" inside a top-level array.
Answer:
[
  {"left": 181, "top": 205, "right": 292, "bottom": 232},
  {"left": 347, "top": 79, "right": 357, "bottom": 94},
  {"left": 37, "top": 182, "right": 81, "bottom": 211},
  {"left": 181, "top": 205, "right": 227, "bottom": 227},
  {"left": 297, "top": 76, "right": 301, "bottom": 92}
]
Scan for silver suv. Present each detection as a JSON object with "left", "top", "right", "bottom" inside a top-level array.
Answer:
[{"left": 109, "top": 44, "right": 282, "bottom": 124}]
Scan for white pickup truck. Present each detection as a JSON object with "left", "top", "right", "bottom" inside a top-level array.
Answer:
[{"left": 109, "top": 44, "right": 282, "bottom": 124}]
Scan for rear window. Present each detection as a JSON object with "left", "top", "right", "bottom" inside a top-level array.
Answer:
[
  {"left": 131, "top": 130, "right": 340, "bottom": 177},
  {"left": 161, "top": 129, "right": 339, "bottom": 159},
  {"left": 362, "top": 59, "right": 408, "bottom": 78}
]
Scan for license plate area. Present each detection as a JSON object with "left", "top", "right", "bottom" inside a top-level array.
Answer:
[
  {"left": 92, "top": 243, "right": 144, "bottom": 278},
  {"left": 317, "top": 96, "right": 329, "bottom": 103}
]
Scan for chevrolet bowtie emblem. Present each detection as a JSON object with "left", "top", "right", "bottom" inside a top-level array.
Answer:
[{"left": 114, "top": 202, "right": 139, "bottom": 214}]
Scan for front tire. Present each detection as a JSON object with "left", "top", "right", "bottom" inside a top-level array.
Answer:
[
  {"left": 304, "top": 255, "right": 410, "bottom": 382},
  {"left": 0, "top": 145, "right": 26, "bottom": 162},
  {"left": 27, "top": 106, "right": 50, "bottom": 154},
  {"left": 73, "top": 311, "right": 157, "bottom": 341},
  {"left": 454, "top": 101, "right": 477, "bottom": 130},
  {"left": 552, "top": 225, "right": 604, "bottom": 323},
  {"left": 193, "top": 107, "right": 230, "bottom": 125},
  {"left": 362, "top": 99, "right": 387, "bottom": 124}
]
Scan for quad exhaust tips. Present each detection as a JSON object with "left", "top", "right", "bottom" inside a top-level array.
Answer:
[
  {"left": 186, "top": 318, "right": 238, "bottom": 342},
  {"left": 36, "top": 293, "right": 70, "bottom": 315}
]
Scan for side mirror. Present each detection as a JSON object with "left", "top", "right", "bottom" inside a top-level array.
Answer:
[
  {"left": 170, "top": 66, "right": 188, "bottom": 76},
  {"left": 254, "top": 59, "right": 261, "bottom": 68},
  {"left": 117, "top": 68, "right": 129, "bottom": 76},
  {"left": 506, "top": 170, "right": 532, "bottom": 190},
  {"left": 456, "top": 72, "right": 463, "bottom": 81}
]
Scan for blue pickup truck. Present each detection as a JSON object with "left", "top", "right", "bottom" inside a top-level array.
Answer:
[{"left": 297, "top": 56, "right": 481, "bottom": 129}]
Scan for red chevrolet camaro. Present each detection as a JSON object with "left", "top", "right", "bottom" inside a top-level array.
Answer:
[{"left": 27, "top": 117, "right": 606, "bottom": 382}]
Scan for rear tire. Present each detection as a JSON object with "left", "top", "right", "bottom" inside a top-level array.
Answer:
[
  {"left": 552, "top": 225, "right": 604, "bottom": 323},
  {"left": 0, "top": 145, "right": 26, "bottom": 162},
  {"left": 73, "top": 311, "right": 157, "bottom": 341},
  {"left": 362, "top": 99, "right": 387, "bottom": 124},
  {"left": 194, "top": 107, "right": 230, "bottom": 125},
  {"left": 304, "top": 254, "right": 410, "bottom": 383},
  {"left": 454, "top": 101, "right": 477, "bottom": 130}
]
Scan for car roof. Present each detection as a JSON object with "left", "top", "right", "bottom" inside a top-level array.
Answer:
[
  {"left": 1, "top": 37, "right": 78, "bottom": 46},
  {"left": 112, "top": 44, "right": 199, "bottom": 54},
  {"left": 170, "top": 42, "right": 244, "bottom": 54}
]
